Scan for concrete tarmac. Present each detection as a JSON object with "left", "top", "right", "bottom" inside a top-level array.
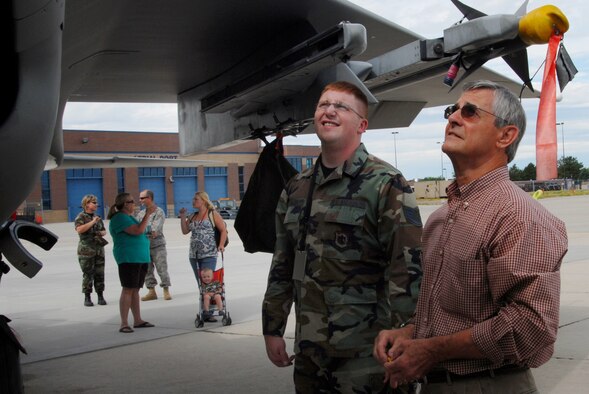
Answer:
[{"left": 1, "top": 195, "right": 588, "bottom": 393}]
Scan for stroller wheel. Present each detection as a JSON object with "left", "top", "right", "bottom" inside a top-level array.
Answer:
[
  {"left": 195, "top": 314, "right": 204, "bottom": 328},
  {"left": 222, "top": 312, "right": 232, "bottom": 326}
]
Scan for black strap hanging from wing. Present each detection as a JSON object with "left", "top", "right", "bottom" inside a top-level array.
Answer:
[
  {"left": 234, "top": 135, "right": 299, "bottom": 253},
  {"left": 556, "top": 43, "right": 577, "bottom": 92}
]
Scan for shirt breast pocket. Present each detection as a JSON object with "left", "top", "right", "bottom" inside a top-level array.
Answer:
[{"left": 322, "top": 199, "right": 367, "bottom": 261}]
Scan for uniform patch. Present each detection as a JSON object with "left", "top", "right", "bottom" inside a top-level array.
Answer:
[
  {"left": 403, "top": 206, "right": 423, "bottom": 227},
  {"left": 334, "top": 232, "right": 349, "bottom": 249}
]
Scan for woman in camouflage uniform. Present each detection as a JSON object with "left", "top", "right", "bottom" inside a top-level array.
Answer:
[{"left": 74, "top": 194, "right": 107, "bottom": 307}]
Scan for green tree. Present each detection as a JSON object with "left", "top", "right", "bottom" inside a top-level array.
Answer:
[
  {"left": 509, "top": 164, "right": 523, "bottom": 180},
  {"left": 578, "top": 167, "right": 589, "bottom": 180},
  {"left": 509, "top": 163, "right": 536, "bottom": 181},
  {"left": 558, "top": 156, "right": 584, "bottom": 179},
  {"left": 522, "top": 163, "right": 536, "bottom": 180},
  {"left": 422, "top": 176, "right": 444, "bottom": 181}
]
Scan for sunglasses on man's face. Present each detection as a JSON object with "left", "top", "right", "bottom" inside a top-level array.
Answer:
[{"left": 444, "top": 103, "right": 507, "bottom": 123}]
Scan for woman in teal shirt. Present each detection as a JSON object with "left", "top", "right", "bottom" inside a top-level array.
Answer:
[{"left": 107, "top": 192, "right": 156, "bottom": 333}]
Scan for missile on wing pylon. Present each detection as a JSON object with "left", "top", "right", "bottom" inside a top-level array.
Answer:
[{"left": 443, "top": 0, "right": 573, "bottom": 92}]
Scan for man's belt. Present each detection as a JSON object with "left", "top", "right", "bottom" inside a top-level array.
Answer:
[{"left": 420, "top": 364, "right": 529, "bottom": 384}]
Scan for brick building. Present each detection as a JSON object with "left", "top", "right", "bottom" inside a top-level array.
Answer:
[{"left": 22, "top": 130, "right": 320, "bottom": 223}]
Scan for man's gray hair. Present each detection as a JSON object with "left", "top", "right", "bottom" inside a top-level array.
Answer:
[{"left": 463, "top": 80, "right": 526, "bottom": 163}]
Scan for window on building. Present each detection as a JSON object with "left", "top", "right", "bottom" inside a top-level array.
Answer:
[
  {"left": 139, "top": 167, "right": 165, "bottom": 177},
  {"left": 238, "top": 166, "right": 245, "bottom": 200},
  {"left": 67, "top": 168, "right": 103, "bottom": 179},
  {"left": 306, "top": 157, "right": 314, "bottom": 169},
  {"left": 117, "top": 168, "right": 125, "bottom": 194},
  {"left": 41, "top": 171, "right": 51, "bottom": 210},
  {"left": 204, "top": 167, "right": 227, "bottom": 176},
  {"left": 173, "top": 167, "right": 197, "bottom": 176},
  {"left": 287, "top": 157, "right": 302, "bottom": 172}
]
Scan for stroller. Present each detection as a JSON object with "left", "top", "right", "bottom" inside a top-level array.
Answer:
[{"left": 194, "top": 255, "right": 232, "bottom": 328}]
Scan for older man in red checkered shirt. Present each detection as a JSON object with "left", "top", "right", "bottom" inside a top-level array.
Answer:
[{"left": 374, "top": 80, "right": 568, "bottom": 393}]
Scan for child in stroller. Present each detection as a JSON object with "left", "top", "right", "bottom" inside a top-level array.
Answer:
[
  {"left": 201, "top": 268, "right": 223, "bottom": 321},
  {"left": 195, "top": 267, "right": 231, "bottom": 327}
]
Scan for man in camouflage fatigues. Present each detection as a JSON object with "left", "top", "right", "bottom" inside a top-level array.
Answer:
[
  {"left": 74, "top": 194, "right": 107, "bottom": 306},
  {"left": 262, "top": 81, "right": 423, "bottom": 393},
  {"left": 136, "top": 190, "right": 172, "bottom": 301}
]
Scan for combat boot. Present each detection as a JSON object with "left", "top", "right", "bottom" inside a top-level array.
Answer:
[
  {"left": 97, "top": 292, "right": 107, "bottom": 305},
  {"left": 84, "top": 293, "right": 94, "bottom": 307},
  {"left": 163, "top": 287, "right": 172, "bottom": 300},
  {"left": 141, "top": 288, "right": 157, "bottom": 301}
]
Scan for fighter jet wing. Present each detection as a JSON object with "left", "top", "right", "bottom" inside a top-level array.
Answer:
[
  {"left": 0, "top": 0, "right": 537, "bottom": 223},
  {"left": 60, "top": 0, "right": 533, "bottom": 154}
]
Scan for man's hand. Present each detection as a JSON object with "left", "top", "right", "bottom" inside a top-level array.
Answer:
[
  {"left": 374, "top": 325, "right": 437, "bottom": 388},
  {"left": 373, "top": 325, "right": 414, "bottom": 365},
  {"left": 382, "top": 338, "right": 439, "bottom": 389},
  {"left": 264, "top": 335, "right": 294, "bottom": 367},
  {"left": 376, "top": 325, "right": 485, "bottom": 387}
]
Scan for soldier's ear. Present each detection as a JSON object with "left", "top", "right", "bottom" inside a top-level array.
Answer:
[{"left": 357, "top": 118, "right": 368, "bottom": 134}]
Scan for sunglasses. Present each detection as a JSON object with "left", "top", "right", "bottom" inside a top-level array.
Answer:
[
  {"left": 316, "top": 101, "right": 365, "bottom": 119},
  {"left": 139, "top": 196, "right": 148, "bottom": 200},
  {"left": 444, "top": 103, "right": 508, "bottom": 123},
  {"left": 125, "top": 200, "right": 135, "bottom": 204}
]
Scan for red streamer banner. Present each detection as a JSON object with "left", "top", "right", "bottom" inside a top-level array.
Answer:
[{"left": 535, "top": 34, "right": 561, "bottom": 181}]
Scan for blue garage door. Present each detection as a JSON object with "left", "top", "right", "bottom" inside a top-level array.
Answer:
[
  {"left": 66, "top": 169, "right": 104, "bottom": 221},
  {"left": 286, "top": 157, "right": 303, "bottom": 172},
  {"left": 138, "top": 168, "right": 166, "bottom": 215},
  {"left": 173, "top": 167, "right": 198, "bottom": 216},
  {"left": 204, "top": 167, "right": 227, "bottom": 201}
]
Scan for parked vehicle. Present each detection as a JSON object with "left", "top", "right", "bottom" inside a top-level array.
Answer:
[
  {"left": 218, "top": 209, "right": 237, "bottom": 220},
  {"left": 215, "top": 198, "right": 239, "bottom": 220},
  {"left": 544, "top": 182, "right": 562, "bottom": 191}
]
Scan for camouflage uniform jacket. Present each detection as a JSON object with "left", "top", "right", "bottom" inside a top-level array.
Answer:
[
  {"left": 74, "top": 211, "right": 106, "bottom": 258},
  {"left": 262, "top": 143, "right": 423, "bottom": 358},
  {"left": 135, "top": 206, "right": 166, "bottom": 249}
]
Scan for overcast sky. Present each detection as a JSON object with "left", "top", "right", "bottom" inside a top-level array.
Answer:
[{"left": 63, "top": 0, "right": 588, "bottom": 180}]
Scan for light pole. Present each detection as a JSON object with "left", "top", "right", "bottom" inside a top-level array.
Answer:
[
  {"left": 437, "top": 141, "right": 444, "bottom": 179},
  {"left": 391, "top": 131, "right": 399, "bottom": 168},
  {"left": 556, "top": 122, "right": 565, "bottom": 182},
  {"left": 556, "top": 122, "right": 565, "bottom": 160}
]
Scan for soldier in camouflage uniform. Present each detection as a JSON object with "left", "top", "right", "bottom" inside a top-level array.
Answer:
[
  {"left": 74, "top": 194, "right": 107, "bottom": 307},
  {"left": 136, "top": 189, "right": 172, "bottom": 301},
  {"left": 262, "top": 81, "right": 423, "bottom": 393}
]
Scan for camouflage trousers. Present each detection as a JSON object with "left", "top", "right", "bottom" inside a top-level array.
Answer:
[
  {"left": 294, "top": 351, "right": 399, "bottom": 394},
  {"left": 78, "top": 255, "right": 105, "bottom": 293},
  {"left": 145, "top": 245, "right": 171, "bottom": 288}
]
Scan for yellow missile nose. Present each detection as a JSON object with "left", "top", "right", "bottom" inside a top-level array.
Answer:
[{"left": 519, "top": 5, "right": 569, "bottom": 45}]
